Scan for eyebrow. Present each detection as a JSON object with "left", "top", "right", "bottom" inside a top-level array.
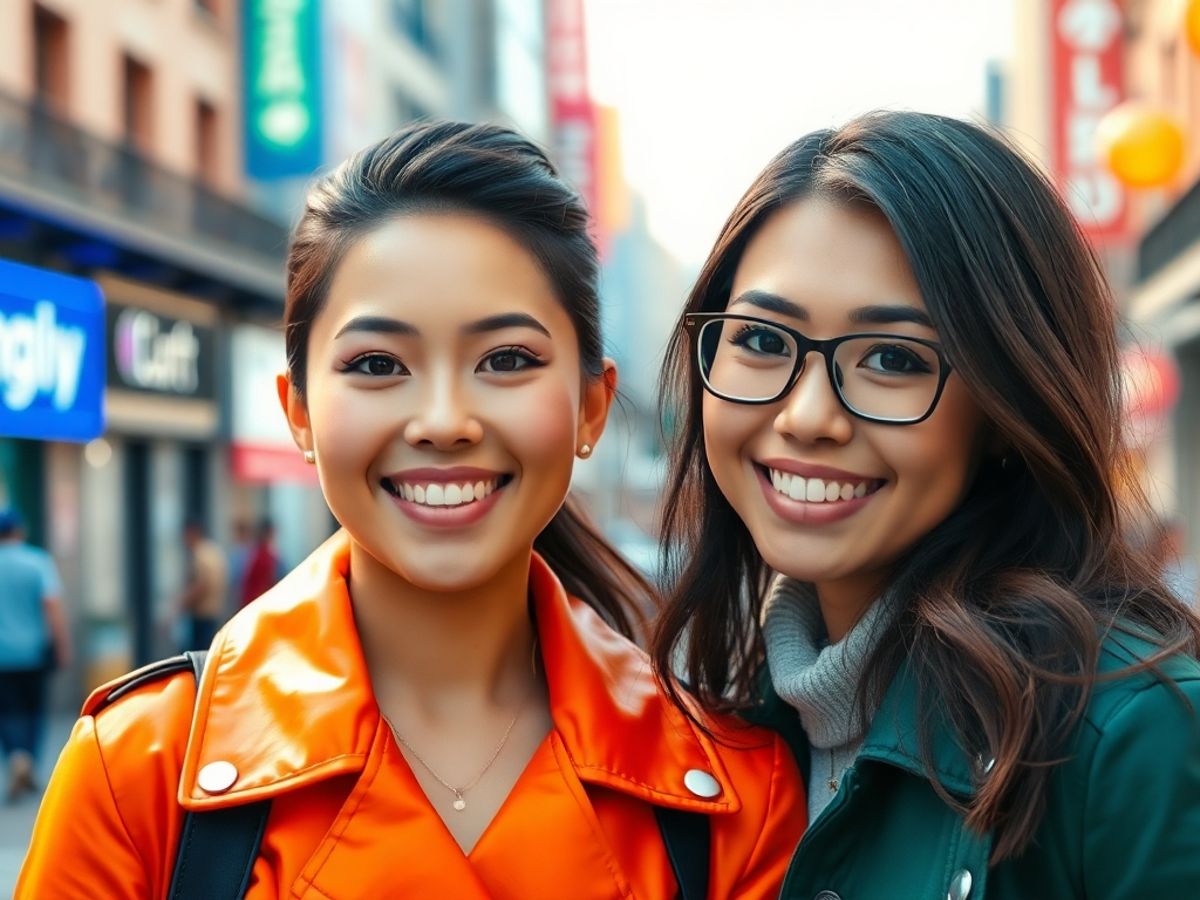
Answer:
[
  {"left": 333, "top": 312, "right": 551, "bottom": 340},
  {"left": 462, "top": 312, "right": 551, "bottom": 338},
  {"left": 729, "top": 290, "right": 934, "bottom": 329},
  {"left": 334, "top": 316, "right": 418, "bottom": 339}
]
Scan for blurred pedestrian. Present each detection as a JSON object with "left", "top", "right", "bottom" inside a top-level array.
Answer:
[
  {"left": 239, "top": 517, "right": 282, "bottom": 608},
  {"left": 226, "top": 518, "right": 253, "bottom": 610},
  {"left": 0, "top": 507, "right": 71, "bottom": 804},
  {"left": 178, "top": 519, "right": 227, "bottom": 652}
]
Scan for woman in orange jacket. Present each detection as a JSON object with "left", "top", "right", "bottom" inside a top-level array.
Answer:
[{"left": 17, "top": 121, "right": 805, "bottom": 899}]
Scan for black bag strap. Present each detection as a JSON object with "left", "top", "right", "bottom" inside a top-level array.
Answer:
[
  {"left": 655, "top": 805, "right": 710, "bottom": 900},
  {"left": 167, "top": 650, "right": 271, "bottom": 900}
]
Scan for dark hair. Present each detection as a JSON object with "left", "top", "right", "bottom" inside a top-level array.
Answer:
[
  {"left": 653, "top": 110, "right": 1200, "bottom": 859},
  {"left": 285, "top": 119, "right": 650, "bottom": 638}
]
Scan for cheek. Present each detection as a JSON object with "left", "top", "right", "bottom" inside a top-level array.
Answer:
[
  {"left": 884, "top": 389, "right": 986, "bottom": 513},
  {"left": 490, "top": 378, "right": 580, "bottom": 463},
  {"left": 702, "top": 394, "right": 759, "bottom": 474}
]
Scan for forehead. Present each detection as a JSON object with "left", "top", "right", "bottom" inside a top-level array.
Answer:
[
  {"left": 318, "top": 212, "right": 569, "bottom": 335},
  {"left": 730, "top": 197, "right": 926, "bottom": 322}
]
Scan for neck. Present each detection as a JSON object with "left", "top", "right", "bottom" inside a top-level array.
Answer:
[
  {"left": 813, "top": 569, "right": 890, "bottom": 643},
  {"left": 349, "top": 541, "right": 538, "bottom": 717}
]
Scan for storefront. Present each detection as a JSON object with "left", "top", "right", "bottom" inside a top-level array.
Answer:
[{"left": 78, "top": 274, "right": 222, "bottom": 676}]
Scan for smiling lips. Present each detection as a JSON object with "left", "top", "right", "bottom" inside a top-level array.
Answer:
[
  {"left": 765, "top": 466, "right": 879, "bottom": 503},
  {"left": 380, "top": 467, "right": 512, "bottom": 525}
]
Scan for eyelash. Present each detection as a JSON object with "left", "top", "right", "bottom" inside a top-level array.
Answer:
[
  {"left": 340, "top": 353, "right": 408, "bottom": 377},
  {"left": 478, "top": 346, "right": 545, "bottom": 374}
]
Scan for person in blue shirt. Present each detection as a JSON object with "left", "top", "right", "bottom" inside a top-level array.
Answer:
[{"left": 0, "top": 507, "right": 71, "bottom": 803}]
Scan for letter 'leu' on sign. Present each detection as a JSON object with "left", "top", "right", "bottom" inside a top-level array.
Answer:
[{"left": 0, "top": 301, "right": 86, "bottom": 412}]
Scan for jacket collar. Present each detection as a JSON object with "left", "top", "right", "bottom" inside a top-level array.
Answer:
[
  {"left": 753, "top": 660, "right": 983, "bottom": 798},
  {"left": 179, "top": 530, "right": 741, "bottom": 815}
]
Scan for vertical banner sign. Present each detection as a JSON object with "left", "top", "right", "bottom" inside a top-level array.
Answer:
[
  {"left": 243, "top": 0, "right": 324, "bottom": 179},
  {"left": 0, "top": 260, "right": 105, "bottom": 442},
  {"left": 1050, "top": 0, "right": 1126, "bottom": 243},
  {"left": 546, "top": 0, "right": 604, "bottom": 255}
]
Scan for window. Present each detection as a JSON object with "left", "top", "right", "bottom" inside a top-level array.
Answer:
[
  {"left": 33, "top": 5, "right": 70, "bottom": 112},
  {"left": 195, "top": 98, "right": 218, "bottom": 184},
  {"left": 122, "top": 54, "right": 154, "bottom": 152},
  {"left": 391, "top": 0, "right": 438, "bottom": 57}
]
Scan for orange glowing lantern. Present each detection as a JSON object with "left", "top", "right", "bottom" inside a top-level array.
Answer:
[
  {"left": 1096, "top": 103, "right": 1186, "bottom": 189},
  {"left": 1186, "top": 0, "right": 1200, "bottom": 57}
]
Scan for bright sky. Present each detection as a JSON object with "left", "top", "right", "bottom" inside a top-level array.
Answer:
[{"left": 585, "top": 0, "right": 1017, "bottom": 267}]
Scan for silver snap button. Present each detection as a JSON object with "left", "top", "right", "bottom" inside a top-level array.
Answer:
[
  {"left": 947, "top": 868, "right": 973, "bottom": 900},
  {"left": 197, "top": 760, "right": 239, "bottom": 794},
  {"left": 813, "top": 892, "right": 842, "bottom": 900},
  {"left": 683, "top": 768, "right": 721, "bottom": 798}
]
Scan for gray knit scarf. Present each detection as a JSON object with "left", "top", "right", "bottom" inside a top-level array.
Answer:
[{"left": 761, "top": 575, "right": 901, "bottom": 749}]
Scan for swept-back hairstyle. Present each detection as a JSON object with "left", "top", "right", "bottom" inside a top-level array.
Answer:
[
  {"left": 653, "top": 110, "right": 1200, "bottom": 859},
  {"left": 285, "top": 119, "right": 651, "bottom": 638}
]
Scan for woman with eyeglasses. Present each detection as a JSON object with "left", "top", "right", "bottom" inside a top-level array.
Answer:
[{"left": 653, "top": 111, "right": 1200, "bottom": 898}]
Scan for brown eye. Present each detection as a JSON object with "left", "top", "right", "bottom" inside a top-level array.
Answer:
[
  {"left": 478, "top": 347, "right": 544, "bottom": 375},
  {"left": 347, "top": 354, "right": 408, "bottom": 376}
]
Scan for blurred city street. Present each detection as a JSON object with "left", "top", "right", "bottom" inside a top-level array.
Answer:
[{"left": 1, "top": 0, "right": 1199, "bottom": 890}]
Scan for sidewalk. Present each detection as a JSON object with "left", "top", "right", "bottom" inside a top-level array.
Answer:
[{"left": 0, "top": 714, "right": 75, "bottom": 897}]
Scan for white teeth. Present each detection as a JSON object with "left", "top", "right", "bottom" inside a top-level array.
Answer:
[
  {"left": 788, "top": 476, "right": 806, "bottom": 501},
  {"left": 766, "top": 468, "right": 875, "bottom": 505},
  {"left": 394, "top": 478, "right": 501, "bottom": 508}
]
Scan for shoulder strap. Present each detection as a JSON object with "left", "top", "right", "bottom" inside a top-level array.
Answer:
[
  {"left": 655, "top": 806, "right": 710, "bottom": 900},
  {"left": 91, "top": 654, "right": 195, "bottom": 713},
  {"left": 167, "top": 650, "right": 271, "bottom": 900}
]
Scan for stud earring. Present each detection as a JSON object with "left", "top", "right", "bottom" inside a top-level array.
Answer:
[
  {"left": 303, "top": 450, "right": 316, "bottom": 464},
  {"left": 578, "top": 444, "right": 592, "bottom": 458}
]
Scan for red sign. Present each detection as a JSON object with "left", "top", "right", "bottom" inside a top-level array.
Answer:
[
  {"left": 1049, "top": 0, "right": 1127, "bottom": 243},
  {"left": 231, "top": 444, "right": 319, "bottom": 485},
  {"left": 546, "top": 0, "right": 603, "bottom": 254}
]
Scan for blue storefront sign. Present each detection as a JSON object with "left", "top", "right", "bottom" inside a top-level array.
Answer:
[
  {"left": 243, "top": 0, "right": 324, "bottom": 180},
  {"left": 0, "top": 259, "right": 105, "bottom": 441}
]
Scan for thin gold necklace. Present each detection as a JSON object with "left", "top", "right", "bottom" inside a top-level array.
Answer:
[{"left": 382, "top": 639, "right": 539, "bottom": 812}]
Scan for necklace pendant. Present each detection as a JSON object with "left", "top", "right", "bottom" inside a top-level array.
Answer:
[
  {"left": 827, "top": 778, "right": 839, "bottom": 793},
  {"left": 452, "top": 795, "right": 467, "bottom": 811}
]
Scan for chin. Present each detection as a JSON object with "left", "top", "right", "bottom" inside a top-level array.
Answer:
[{"left": 390, "top": 549, "right": 510, "bottom": 594}]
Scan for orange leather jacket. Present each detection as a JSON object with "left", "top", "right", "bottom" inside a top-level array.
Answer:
[{"left": 18, "top": 531, "right": 806, "bottom": 898}]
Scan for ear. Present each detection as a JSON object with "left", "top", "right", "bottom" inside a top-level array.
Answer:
[
  {"left": 577, "top": 358, "right": 617, "bottom": 456},
  {"left": 277, "top": 373, "right": 313, "bottom": 455}
]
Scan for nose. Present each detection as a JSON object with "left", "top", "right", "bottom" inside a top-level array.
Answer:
[
  {"left": 402, "top": 366, "right": 485, "bottom": 450},
  {"left": 773, "top": 351, "right": 854, "bottom": 445}
]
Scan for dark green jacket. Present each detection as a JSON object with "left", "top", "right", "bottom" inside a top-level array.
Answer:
[{"left": 749, "top": 633, "right": 1200, "bottom": 900}]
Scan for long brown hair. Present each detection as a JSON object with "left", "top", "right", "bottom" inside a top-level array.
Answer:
[
  {"left": 653, "top": 111, "right": 1200, "bottom": 859},
  {"left": 285, "top": 119, "right": 652, "bottom": 638}
]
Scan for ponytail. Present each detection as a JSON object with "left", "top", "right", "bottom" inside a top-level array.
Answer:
[{"left": 534, "top": 495, "right": 653, "bottom": 642}]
